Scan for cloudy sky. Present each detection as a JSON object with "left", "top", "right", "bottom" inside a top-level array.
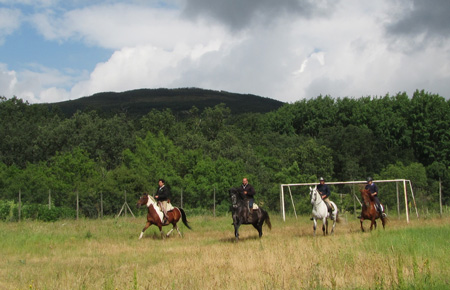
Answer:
[{"left": 0, "top": 0, "right": 449, "bottom": 104}]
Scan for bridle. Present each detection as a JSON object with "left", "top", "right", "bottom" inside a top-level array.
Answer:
[
  {"left": 310, "top": 187, "right": 323, "bottom": 206},
  {"left": 230, "top": 190, "right": 238, "bottom": 208}
]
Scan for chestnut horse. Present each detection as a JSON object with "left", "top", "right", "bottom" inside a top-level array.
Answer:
[
  {"left": 136, "top": 193, "right": 191, "bottom": 239},
  {"left": 360, "top": 189, "right": 387, "bottom": 232}
]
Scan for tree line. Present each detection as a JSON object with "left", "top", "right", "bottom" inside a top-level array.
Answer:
[{"left": 0, "top": 90, "right": 449, "bottom": 219}]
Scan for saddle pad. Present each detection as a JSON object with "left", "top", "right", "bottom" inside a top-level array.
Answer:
[
  {"left": 252, "top": 203, "right": 259, "bottom": 210},
  {"left": 166, "top": 202, "right": 175, "bottom": 211}
]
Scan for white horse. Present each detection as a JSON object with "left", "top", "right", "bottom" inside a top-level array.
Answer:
[{"left": 309, "top": 186, "right": 339, "bottom": 236}]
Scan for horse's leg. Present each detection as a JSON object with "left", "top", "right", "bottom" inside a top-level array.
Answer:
[
  {"left": 234, "top": 220, "right": 241, "bottom": 241},
  {"left": 157, "top": 224, "right": 165, "bottom": 239},
  {"left": 360, "top": 219, "right": 365, "bottom": 232},
  {"left": 331, "top": 218, "right": 336, "bottom": 235},
  {"left": 166, "top": 226, "right": 175, "bottom": 237},
  {"left": 313, "top": 218, "right": 317, "bottom": 236},
  {"left": 370, "top": 219, "right": 375, "bottom": 231},
  {"left": 176, "top": 225, "right": 183, "bottom": 237},
  {"left": 381, "top": 217, "right": 386, "bottom": 229},
  {"left": 322, "top": 218, "right": 326, "bottom": 236},
  {"left": 374, "top": 220, "right": 377, "bottom": 230},
  {"left": 252, "top": 221, "right": 263, "bottom": 238},
  {"left": 139, "top": 221, "right": 151, "bottom": 239},
  {"left": 325, "top": 218, "right": 329, "bottom": 235}
]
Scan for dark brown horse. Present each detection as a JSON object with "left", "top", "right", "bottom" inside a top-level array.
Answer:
[
  {"left": 136, "top": 193, "right": 191, "bottom": 239},
  {"left": 229, "top": 188, "right": 271, "bottom": 241},
  {"left": 359, "top": 189, "right": 387, "bottom": 232}
]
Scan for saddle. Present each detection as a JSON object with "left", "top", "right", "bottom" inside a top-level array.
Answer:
[{"left": 157, "top": 200, "right": 175, "bottom": 211}]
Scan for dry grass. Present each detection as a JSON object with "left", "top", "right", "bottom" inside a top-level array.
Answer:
[{"left": 1, "top": 213, "right": 449, "bottom": 289}]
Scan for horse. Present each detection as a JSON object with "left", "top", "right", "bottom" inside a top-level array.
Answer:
[
  {"left": 309, "top": 186, "right": 339, "bottom": 236},
  {"left": 359, "top": 188, "right": 387, "bottom": 232},
  {"left": 136, "top": 193, "right": 191, "bottom": 239},
  {"left": 229, "top": 188, "right": 271, "bottom": 241}
]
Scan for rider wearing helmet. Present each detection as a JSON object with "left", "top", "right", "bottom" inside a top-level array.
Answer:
[
  {"left": 318, "top": 177, "right": 333, "bottom": 215},
  {"left": 359, "top": 177, "right": 387, "bottom": 218},
  {"left": 311, "top": 177, "right": 333, "bottom": 220}
]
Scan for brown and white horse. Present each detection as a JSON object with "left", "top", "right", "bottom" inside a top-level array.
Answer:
[
  {"left": 359, "top": 189, "right": 387, "bottom": 232},
  {"left": 136, "top": 193, "right": 191, "bottom": 239}
]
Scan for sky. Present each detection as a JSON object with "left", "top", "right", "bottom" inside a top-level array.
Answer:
[{"left": 0, "top": 0, "right": 449, "bottom": 104}]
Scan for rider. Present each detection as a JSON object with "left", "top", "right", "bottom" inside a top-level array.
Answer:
[
  {"left": 238, "top": 177, "right": 256, "bottom": 221},
  {"left": 311, "top": 177, "right": 333, "bottom": 220},
  {"left": 155, "top": 178, "right": 171, "bottom": 225},
  {"left": 359, "top": 177, "right": 387, "bottom": 218}
]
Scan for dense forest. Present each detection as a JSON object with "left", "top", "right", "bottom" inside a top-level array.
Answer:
[{"left": 1, "top": 89, "right": 449, "bottom": 220}]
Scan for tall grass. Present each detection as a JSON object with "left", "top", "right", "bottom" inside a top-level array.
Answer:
[{"left": 0, "top": 214, "right": 449, "bottom": 289}]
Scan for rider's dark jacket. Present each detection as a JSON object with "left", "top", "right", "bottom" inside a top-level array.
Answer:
[
  {"left": 317, "top": 183, "right": 331, "bottom": 198},
  {"left": 365, "top": 183, "right": 379, "bottom": 196},
  {"left": 156, "top": 185, "right": 171, "bottom": 201},
  {"left": 239, "top": 183, "right": 255, "bottom": 199}
]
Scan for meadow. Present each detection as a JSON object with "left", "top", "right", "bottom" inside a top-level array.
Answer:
[{"left": 1, "top": 213, "right": 449, "bottom": 289}]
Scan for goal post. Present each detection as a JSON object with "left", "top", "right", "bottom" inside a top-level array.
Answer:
[{"left": 280, "top": 179, "right": 418, "bottom": 223}]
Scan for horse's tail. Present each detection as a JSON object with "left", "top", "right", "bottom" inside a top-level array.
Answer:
[
  {"left": 264, "top": 211, "right": 272, "bottom": 230},
  {"left": 179, "top": 208, "right": 192, "bottom": 230}
]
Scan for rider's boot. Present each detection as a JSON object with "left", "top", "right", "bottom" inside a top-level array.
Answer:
[{"left": 327, "top": 203, "right": 333, "bottom": 220}]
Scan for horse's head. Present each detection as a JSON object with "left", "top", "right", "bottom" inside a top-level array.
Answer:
[
  {"left": 136, "top": 193, "right": 149, "bottom": 209},
  {"left": 309, "top": 186, "right": 319, "bottom": 205},
  {"left": 360, "top": 189, "right": 374, "bottom": 207},
  {"left": 229, "top": 188, "right": 239, "bottom": 208}
]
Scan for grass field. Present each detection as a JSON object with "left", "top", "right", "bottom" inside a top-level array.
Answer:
[{"left": 1, "top": 213, "right": 449, "bottom": 289}]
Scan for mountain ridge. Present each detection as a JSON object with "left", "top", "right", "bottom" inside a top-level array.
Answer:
[{"left": 47, "top": 88, "right": 285, "bottom": 117}]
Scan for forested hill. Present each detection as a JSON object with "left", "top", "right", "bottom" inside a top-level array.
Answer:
[
  {"left": 1, "top": 90, "right": 449, "bottom": 219},
  {"left": 48, "top": 88, "right": 285, "bottom": 117}
]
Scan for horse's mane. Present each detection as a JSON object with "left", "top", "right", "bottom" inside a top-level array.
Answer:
[
  {"left": 229, "top": 187, "right": 246, "bottom": 203},
  {"left": 360, "top": 189, "right": 374, "bottom": 202},
  {"left": 148, "top": 195, "right": 156, "bottom": 203}
]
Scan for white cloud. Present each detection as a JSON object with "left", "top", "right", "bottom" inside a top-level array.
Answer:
[
  {"left": 30, "top": 3, "right": 227, "bottom": 50},
  {"left": 0, "top": 8, "right": 22, "bottom": 44}
]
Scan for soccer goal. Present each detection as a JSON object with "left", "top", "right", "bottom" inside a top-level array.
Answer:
[{"left": 280, "top": 179, "right": 419, "bottom": 223}]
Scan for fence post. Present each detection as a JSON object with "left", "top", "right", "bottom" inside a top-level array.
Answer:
[
  {"left": 76, "top": 190, "right": 79, "bottom": 220},
  {"left": 48, "top": 189, "right": 51, "bottom": 209},
  {"left": 213, "top": 187, "right": 216, "bottom": 217},
  {"left": 18, "top": 189, "right": 21, "bottom": 222},
  {"left": 439, "top": 178, "right": 443, "bottom": 218},
  {"left": 181, "top": 189, "right": 183, "bottom": 208},
  {"left": 100, "top": 191, "right": 103, "bottom": 218}
]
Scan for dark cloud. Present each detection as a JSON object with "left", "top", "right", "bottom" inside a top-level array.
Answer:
[
  {"left": 386, "top": 0, "right": 450, "bottom": 39},
  {"left": 182, "top": 0, "right": 336, "bottom": 30}
]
